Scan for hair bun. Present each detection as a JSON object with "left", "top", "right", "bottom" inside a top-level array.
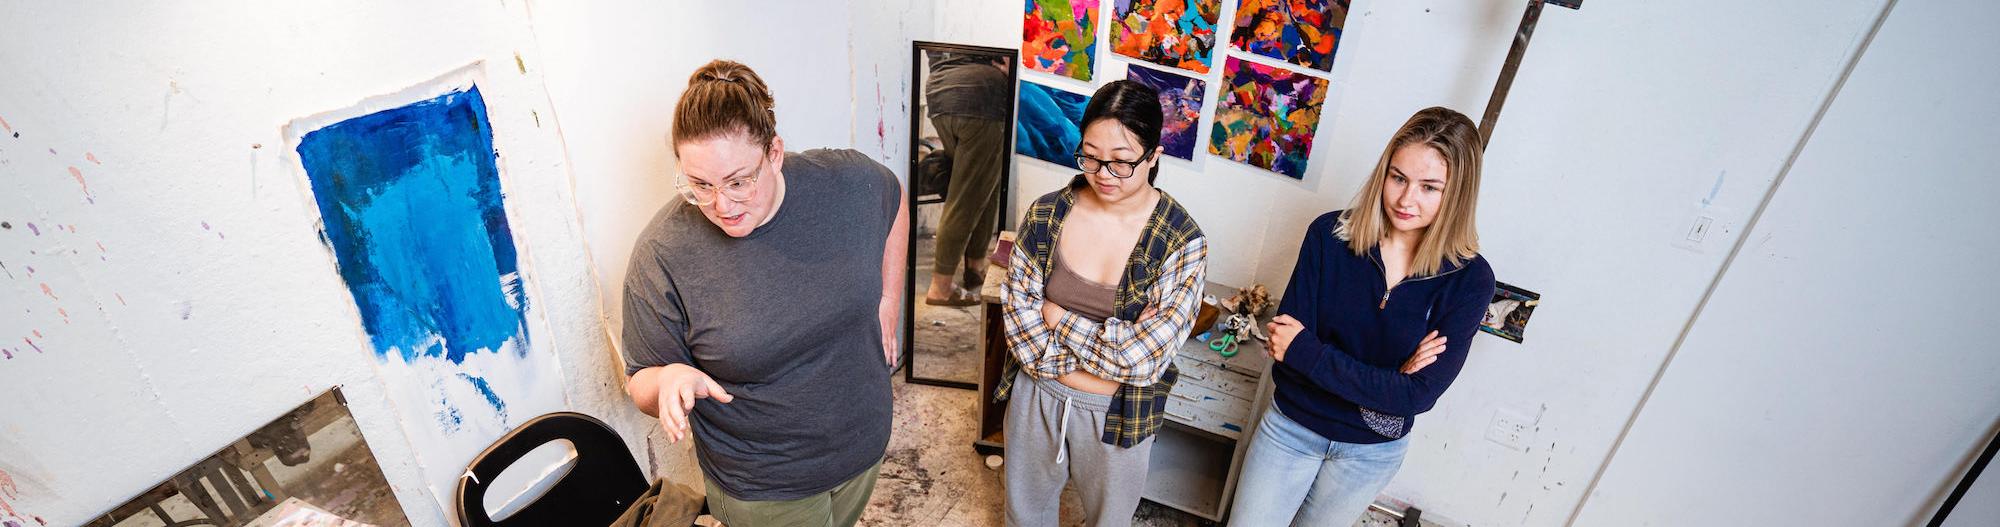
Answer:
[
  {"left": 673, "top": 59, "right": 780, "bottom": 152},
  {"left": 697, "top": 69, "right": 737, "bottom": 84},
  {"left": 693, "top": 60, "right": 752, "bottom": 85}
]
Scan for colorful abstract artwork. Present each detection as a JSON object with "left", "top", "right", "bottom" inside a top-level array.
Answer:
[
  {"left": 1015, "top": 80, "right": 1090, "bottom": 170},
  {"left": 1229, "top": 0, "right": 1349, "bottom": 72},
  {"left": 1024, "top": 0, "right": 1100, "bottom": 81},
  {"left": 1125, "top": 65, "right": 1206, "bottom": 160},
  {"left": 296, "top": 86, "right": 529, "bottom": 371},
  {"left": 1110, "top": 0, "right": 1222, "bottom": 74},
  {"left": 1208, "top": 56, "right": 1328, "bottom": 179}
]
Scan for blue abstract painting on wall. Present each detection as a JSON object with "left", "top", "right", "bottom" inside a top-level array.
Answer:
[
  {"left": 295, "top": 86, "right": 529, "bottom": 379},
  {"left": 1015, "top": 80, "right": 1090, "bottom": 170}
]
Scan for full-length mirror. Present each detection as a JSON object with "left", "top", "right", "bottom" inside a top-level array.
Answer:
[{"left": 904, "top": 41, "right": 1018, "bottom": 389}]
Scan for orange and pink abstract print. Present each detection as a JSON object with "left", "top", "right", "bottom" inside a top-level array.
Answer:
[
  {"left": 1110, "top": 0, "right": 1221, "bottom": 74},
  {"left": 1024, "top": 0, "right": 1100, "bottom": 81}
]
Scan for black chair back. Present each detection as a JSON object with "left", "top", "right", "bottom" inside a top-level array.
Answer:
[{"left": 454, "top": 412, "right": 648, "bottom": 526}]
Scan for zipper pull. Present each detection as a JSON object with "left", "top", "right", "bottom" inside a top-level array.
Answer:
[{"left": 1379, "top": 290, "right": 1391, "bottom": 310}]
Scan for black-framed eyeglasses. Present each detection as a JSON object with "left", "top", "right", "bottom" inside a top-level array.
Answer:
[{"left": 1074, "top": 150, "right": 1155, "bottom": 179}]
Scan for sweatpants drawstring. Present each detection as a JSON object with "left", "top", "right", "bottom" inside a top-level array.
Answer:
[{"left": 1054, "top": 395, "right": 1074, "bottom": 464}]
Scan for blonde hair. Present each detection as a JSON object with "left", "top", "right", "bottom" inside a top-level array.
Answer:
[
  {"left": 671, "top": 59, "right": 777, "bottom": 154},
  {"left": 1338, "top": 106, "right": 1483, "bottom": 277}
]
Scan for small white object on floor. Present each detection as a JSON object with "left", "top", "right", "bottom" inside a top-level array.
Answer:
[{"left": 985, "top": 455, "right": 1004, "bottom": 470}]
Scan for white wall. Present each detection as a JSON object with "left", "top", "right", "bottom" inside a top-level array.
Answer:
[
  {"left": 848, "top": 0, "right": 934, "bottom": 174},
  {"left": 1573, "top": 0, "right": 2000, "bottom": 524},
  {"left": 0, "top": 2, "right": 648, "bottom": 524}
]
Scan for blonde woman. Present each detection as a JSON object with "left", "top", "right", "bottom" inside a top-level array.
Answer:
[{"left": 1231, "top": 107, "right": 1496, "bottom": 526}]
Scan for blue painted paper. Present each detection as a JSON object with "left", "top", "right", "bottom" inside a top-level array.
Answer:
[
  {"left": 1015, "top": 81, "right": 1089, "bottom": 170},
  {"left": 296, "top": 86, "right": 530, "bottom": 372}
]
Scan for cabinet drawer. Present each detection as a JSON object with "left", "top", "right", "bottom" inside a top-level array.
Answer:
[
  {"left": 1165, "top": 396, "right": 1252, "bottom": 440},
  {"left": 1168, "top": 381, "right": 1253, "bottom": 421},
  {"left": 1175, "top": 357, "right": 1261, "bottom": 401}
]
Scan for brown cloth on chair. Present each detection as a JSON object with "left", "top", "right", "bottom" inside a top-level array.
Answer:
[{"left": 607, "top": 478, "right": 705, "bottom": 527}]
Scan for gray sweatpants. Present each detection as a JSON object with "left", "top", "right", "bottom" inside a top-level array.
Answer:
[{"left": 1004, "top": 372, "right": 1155, "bottom": 526}]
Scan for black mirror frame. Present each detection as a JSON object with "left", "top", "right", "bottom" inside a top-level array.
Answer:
[{"left": 901, "top": 40, "right": 1019, "bottom": 390}]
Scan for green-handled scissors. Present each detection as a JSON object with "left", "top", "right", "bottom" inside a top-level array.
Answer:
[{"left": 1208, "top": 332, "right": 1240, "bottom": 357}]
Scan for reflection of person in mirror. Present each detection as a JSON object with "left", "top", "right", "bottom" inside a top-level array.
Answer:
[
  {"left": 999, "top": 80, "right": 1208, "bottom": 526},
  {"left": 619, "top": 60, "right": 907, "bottom": 527},
  {"left": 922, "top": 51, "right": 1013, "bottom": 306},
  {"left": 1234, "top": 107, "right": 1497, "bottom": 526}
]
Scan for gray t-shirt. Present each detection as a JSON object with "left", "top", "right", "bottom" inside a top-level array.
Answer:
[{"left": 622, "top": 148, "right": 900, "bottom": 501}]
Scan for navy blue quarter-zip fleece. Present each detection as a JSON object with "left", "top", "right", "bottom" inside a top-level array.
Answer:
[{"left": 1272, "top": 210, "right": 1496, "bottom": 444}]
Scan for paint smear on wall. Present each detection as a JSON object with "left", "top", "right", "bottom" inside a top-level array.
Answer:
[
  {"left": 294, "top": 85, "right": 530, "bottom": 370},
  {"left": 1125, "top": 64, "right": 1206, "bottom": 160},
  {"left": 1111, "top": 0, "right": 1222, "bottom": 74},
  {"left": 1024, "top": 0, "right": 1099, "bottom": 81},
  {"left": 457, "top": 372, "right": 507, "bottom": 421},
  {"left": 1209, "top": 56, "right": 1328, "bottom": 179},
  {"left": 0, "top": 467, "right": 47, "bottom": 527},
  {"left": 1015, "top": 81, "right": 1089, "bottom": 170},
  {"left": 1229, "top": 0, "right": 1348, "bottom": 72}
]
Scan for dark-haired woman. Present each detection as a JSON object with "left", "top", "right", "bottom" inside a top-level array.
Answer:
[
  {"left": 620, "top": 59, "right": 908, "bottom": 527},
  {"left": 1001, "top": 79, "right": 1207, "bottom": 526}
]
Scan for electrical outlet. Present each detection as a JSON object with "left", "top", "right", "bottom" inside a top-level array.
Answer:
[
  {"left": 1485, "top": 408, "right": 1533, "bottom": 451},
  {"left": 1685, "top": 215, "right": 1715, "bottom": 243},
  {"left": 1673, "top": 205, "right": 1734, "bottom": 253}
]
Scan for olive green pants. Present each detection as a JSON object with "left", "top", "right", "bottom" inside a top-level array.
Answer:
[
  {"left": 704, "top": 460, "right": 881, "bottom": 526},
  {"left": 931, "top": 114, "right": 1008, "bottom": 278}
]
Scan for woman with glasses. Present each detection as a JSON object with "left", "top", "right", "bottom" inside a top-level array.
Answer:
[
  {"left": 1001, "top": 80, "right": 1207, "bottom": 526},
  {"left": 620, "top": 59, "right": 907, "bottom": 527}
]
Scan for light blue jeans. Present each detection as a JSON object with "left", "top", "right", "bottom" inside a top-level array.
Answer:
[{"left": 1228, "top": 404, "right": 1409, "bottom": 527}]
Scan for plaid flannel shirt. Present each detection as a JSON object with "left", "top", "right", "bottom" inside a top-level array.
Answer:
[{"left": 996, "top": 182, "right": 1206, "bottom": 447}]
